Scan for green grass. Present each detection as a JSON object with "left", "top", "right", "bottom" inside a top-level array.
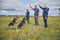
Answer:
[{"left": 0, "top": 16, "right": 60, "bottom": 40}]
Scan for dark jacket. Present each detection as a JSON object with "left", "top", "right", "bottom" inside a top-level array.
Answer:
[
  {"left": 26, "top": 11, "right": 30, "bottom": 19},
  {"left": 39, "top": 5, "right": 49, "bottom": 17},
  {"left": 33, "top": 8, "right": 39, "bottom": 16}
]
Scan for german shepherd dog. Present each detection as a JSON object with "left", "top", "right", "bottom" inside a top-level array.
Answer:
[
  {"left": 18, "top": 17, "right": 26, "bottom": 28},
  {"left": 8, "top": 16, "right": 19, "bottom": 26}
]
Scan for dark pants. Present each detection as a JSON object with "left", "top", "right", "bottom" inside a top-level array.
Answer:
[
  {"left": 43, "top": 17, "right": 48, "bottom": 28},
  {"left": 34, "top": 15, "right": 39, "bottom": 25},
  {"left": 26, "top": 18, "right": 29, "bottom": 24}
]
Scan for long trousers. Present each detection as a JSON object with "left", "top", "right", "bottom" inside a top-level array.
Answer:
[
  {"left": 34, "top": 15, "right": 39, "bottom": 25},
  {"left": 26, "top": 18, "right": 29, "bottom": 24},
  {"left": 43, "top": 17, "right": 48, "bottom": 28}
]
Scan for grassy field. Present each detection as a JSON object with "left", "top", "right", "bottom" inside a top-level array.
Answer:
[{"left": 0, "top": 16, "right": 60, "bottom": 40}]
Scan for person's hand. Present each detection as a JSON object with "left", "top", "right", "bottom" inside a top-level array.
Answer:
[
  {"left": 29, "top": 4, "right": 33, "bottom": 9},
  {"left": 38, "top": 3, "right": 39, "bottom": 5},
  {"left": 29, "top": 4, "right": 31, "bottom": 7},
  {"left": 45, "top": 17, "right": 47, "bottom": 19}
]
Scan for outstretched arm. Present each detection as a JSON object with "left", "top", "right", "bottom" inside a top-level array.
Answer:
[
  {"left": 38, "top": 4, "right": 44, "bottom": 10},
  {"left": 29, "top": 4, "right": 35, "bottom": 10}
]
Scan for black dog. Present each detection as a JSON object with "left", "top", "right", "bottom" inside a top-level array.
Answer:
[
  {"left": 8, "top": 16, "right": 19, "bottom": 26},
  {"left": 18, "top": 17, "right": 26, "bottom": 28}
]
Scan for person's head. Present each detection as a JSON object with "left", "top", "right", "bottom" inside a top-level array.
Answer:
[
  {"left": 26, "top": 9, "right": 29, "bottom": 12},
  {"left": 35, "top": 5, "right": 37, "bottom": 8},
  {"left": 43, "top": 4, "right": 47, "bottom": 8},
  {"left": 16, "top": 16, "right": 19, "bottom": 19}
]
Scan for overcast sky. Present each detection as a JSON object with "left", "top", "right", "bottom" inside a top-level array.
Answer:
[{"left": 0, "top": 0, "right": 60, "bottom": 16}]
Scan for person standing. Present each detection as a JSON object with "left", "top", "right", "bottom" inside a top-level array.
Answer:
[
  {"left": 29, "top": 4, "right": 39, "bottom": 25},
  {"left": 26, "top": 9, "right": 30, "bottom": 24},
  {"left": 38, "top": 4, "right": 49, "bottom": 28}
]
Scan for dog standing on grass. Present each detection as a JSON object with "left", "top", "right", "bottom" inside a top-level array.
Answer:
[
  {"left": 8, "top": 16, "right": 19, "bottom": 26},
  {"left": 18, "top": 17, "right": 26, "bottom": 28}
]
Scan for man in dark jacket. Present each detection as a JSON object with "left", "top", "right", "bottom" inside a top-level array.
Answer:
[
  {"left": 29, "top": 4, "right": 39, "bottom": 25},
  {"left": 38, "top": 4, "right": 49, "bottom": 28}
]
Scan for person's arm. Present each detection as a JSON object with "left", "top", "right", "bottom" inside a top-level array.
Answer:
[
  {"left": 47, "top": 8, "right": 49, "bottom": 18},
  {"left": 38, "top": 4, "right": 44, "bottom": 10},
  {"left": 48, "top": 8, "right": 49, "bottom": 11},
  {"left": 29, "top": 4, "right": 35, "bottom": 10}
]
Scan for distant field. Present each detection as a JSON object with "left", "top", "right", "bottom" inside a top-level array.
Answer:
[{"left": 0, "top": 16, "right": 60, "bottom": 40}]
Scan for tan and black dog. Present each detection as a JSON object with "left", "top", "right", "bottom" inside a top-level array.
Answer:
[
  {"left": 18, "top": 17, "right": 26, "bottom": 28},
  {"left": 8, "top": 16, "right": 19, "bottom": 26}
]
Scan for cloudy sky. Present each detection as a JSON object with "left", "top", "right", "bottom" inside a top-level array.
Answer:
[{"left": 0, "top": 0, "right": 60, "bottom": 16}]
